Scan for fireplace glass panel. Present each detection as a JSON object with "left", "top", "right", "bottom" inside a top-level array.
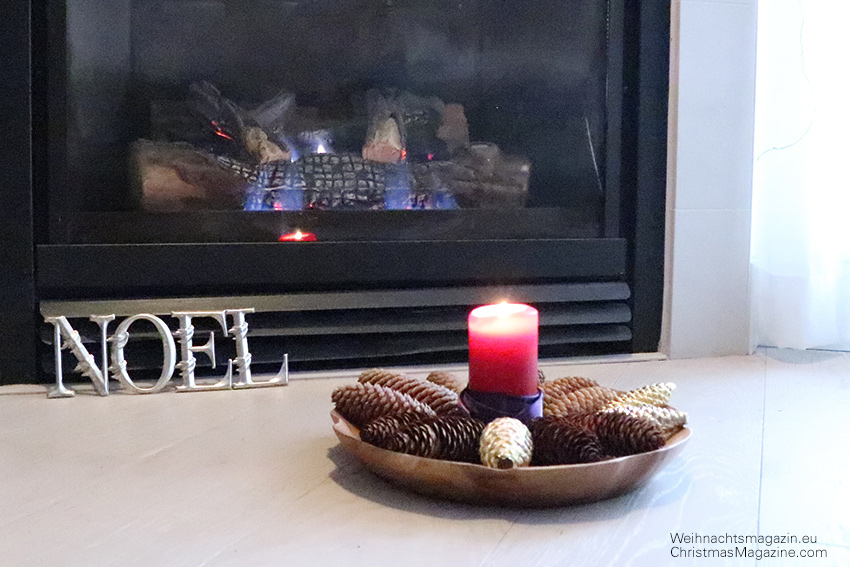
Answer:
[{"left": 51, "top": 0, "right": 612, "bottom": 243}]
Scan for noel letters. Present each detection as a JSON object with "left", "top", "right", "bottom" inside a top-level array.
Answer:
[{"left": 45, "top": 308, "right": 287, "bottom": 398}]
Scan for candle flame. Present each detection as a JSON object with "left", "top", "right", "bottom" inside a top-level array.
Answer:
[{"left": 472, "top": 302, "right": 530, "bottom": 319}]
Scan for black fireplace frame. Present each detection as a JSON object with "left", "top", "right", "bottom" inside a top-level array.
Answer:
[{"left": 0, "top": 0, "right": 669, "bottom": 383}]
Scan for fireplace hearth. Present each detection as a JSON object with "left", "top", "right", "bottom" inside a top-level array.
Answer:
[{"left": 0, "top": 0, "right": 669, "bottom": 383}]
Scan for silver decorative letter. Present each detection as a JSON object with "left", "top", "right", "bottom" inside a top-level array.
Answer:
[
  {"left": 225, "top": 308, "right": 254, "bottom": 388},
  {"left": 90, "top": 315, "right": 116, "bottom": 395},
  {"left": 110, "top": 314, "right": 176, "bottom": 394},
  {"left": 44, "top": 315, "right": 114, "bottom": 398},
  {"left": 172, "top": 311, "right": 231, "bottom": 392},
  {"left": 226, "top": 308, "right": 287, "bottom": 389}
]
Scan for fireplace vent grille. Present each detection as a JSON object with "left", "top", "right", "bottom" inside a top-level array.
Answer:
[{"left": 39, "top": 282, "right": 631, "bottom": 379}]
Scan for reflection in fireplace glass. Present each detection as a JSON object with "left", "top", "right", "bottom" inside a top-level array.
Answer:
[
  {"left": 137, "top": 82, "right": 533, "bottom": 212},
  {"left": 63, "top": 0, "right": 609, "bottom": 218}
]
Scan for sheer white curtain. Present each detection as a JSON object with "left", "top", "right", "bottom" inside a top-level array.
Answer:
[{"left": 751, "top": 0, "right": 850, "bottom": 349}]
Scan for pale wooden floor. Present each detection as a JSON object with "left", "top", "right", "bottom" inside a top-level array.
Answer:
[{"left": 1, "top": 349, "right": 848, "bottom": 566}]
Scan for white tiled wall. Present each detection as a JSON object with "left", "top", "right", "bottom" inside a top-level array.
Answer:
[{"left": 661, "top": 0, "right": 758, "bottom": 358}]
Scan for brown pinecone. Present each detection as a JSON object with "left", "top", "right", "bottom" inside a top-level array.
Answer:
[
  {"left": 543, "top": 385, "right": 623, "bottom": 417},
  {"left": 424, "top": 415, "right": 487, "bottom": 462},
  {"left": 530, "top": 416, "right": 605, "bottom": 465},
  {"left": 592, "top": 410, "right": 665, "bottom": 456},
  {"left": 377, "top": 415, "right": 486, "bottom": 462},
  {"left": 331, "top": 383, "right": 436, "bottom": 427},
  {"left": 386, "top": 421, "right": 441, "bottom": 458},
  {"left": 599, "top": 404, "right": 687, "bottom": 438},
  {"left": 540, "top": 376, "right": 601, "bottom": 410},
  {"left": 357, "top": 368, "right": 405, "bottom": 385},
  {"left": 425, "top": 370, "right": 467, "bottom": 394},
  {"left": 547, "top": 375, "right": 600, "bottom": 392},
  {"left": 359, "top": 368, "right": 467, "bottom": 416},
  {"left": 360, "top": 413, "right": 424, "bottom": 447},
  {"left": 537, "top": 368, "right": 546, "bottom": 384}
]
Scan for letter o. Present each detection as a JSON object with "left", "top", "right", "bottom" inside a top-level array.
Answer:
[{"left": 111, "top": 314, "right": 176, "bottom": 394}]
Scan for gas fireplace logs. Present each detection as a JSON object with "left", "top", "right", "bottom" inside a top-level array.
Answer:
[
  {"left": 132, "top": 140, "right": 245, "bottom": 212},
  {"left": 132, "top": 82, "right": 530, "bottom": 212}
]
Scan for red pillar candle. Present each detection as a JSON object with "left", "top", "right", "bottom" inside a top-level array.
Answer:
[{"left": 467, "top": 302, "right": 539, "bottom": 397}]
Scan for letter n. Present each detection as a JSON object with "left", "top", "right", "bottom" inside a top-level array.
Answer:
[{"left": 44, "top": 315, "right": 114, "bottom": 398}]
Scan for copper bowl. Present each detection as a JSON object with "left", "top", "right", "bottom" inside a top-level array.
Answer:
[{"left": 331, "top": 410, "right": 690, "bottom": 507}]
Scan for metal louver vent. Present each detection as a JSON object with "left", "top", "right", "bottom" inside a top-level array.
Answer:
[{"left": 39, "top": 282, "right": 631, "bottom": 380}]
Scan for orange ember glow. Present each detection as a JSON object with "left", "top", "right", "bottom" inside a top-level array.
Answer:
[
  {"left": 279, "top": 230, "right": 317, "bottom": 242},
  {"left": 210, "top": 120, "right": 234, "bottom": 140}
]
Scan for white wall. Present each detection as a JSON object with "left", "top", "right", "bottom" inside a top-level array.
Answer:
[{"left": 661, "top": 0, "right": 758, "bottom": 358}]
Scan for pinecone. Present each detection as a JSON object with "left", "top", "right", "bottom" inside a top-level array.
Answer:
[
  {"left": 479, "top": 417, "right": 533, "bottom": 469},
  {"left": 425, "top": 370, "right": 467, "bottom": 394},
  {"left": 360, "top": 412, "right": 424, "bottom": 447},
  {"left": 530, "top": 416, "right": 605, "bottom": 465},
  {"left": 358, "top": 368, "right": 405, "bottom": 385},
  {"left": 359, "top": 368, "right": 467, "bottom": 416},
  {"left": 385, "top": 421, "right": 441, "bottom": 458},
  {"left": 543, "top": 385, "right": 623, "bottom": 417},
  {"left": 540, "top": 376, "right": 600, "bottom": 407},
  {"left": 592, "top": 410, "right": 665, "bottom": 456},
  {"left": 424, "top": 415, "right": 487, "bottom": 462},
  {"left": 331, "top": 383, "right": 436, "bottom": 427},
  {"left": 599, "top": 404, "right": 687, "bottom": 438},
  {"left": 544, "top": 375, "right": 600, "bottom": 393},
  {"left": 372, "top": 415, "right": 486, "bottom": 462},
  {"left": 537, "top": 368, "right": 546, "bottom": 384},
  {"left": 607, "top": 382, "right": 676, "bottom": 408}
]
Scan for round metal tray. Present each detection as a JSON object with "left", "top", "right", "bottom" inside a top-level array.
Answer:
[{"left": 331, "top": 411, "right": 690, "bottom": 507}]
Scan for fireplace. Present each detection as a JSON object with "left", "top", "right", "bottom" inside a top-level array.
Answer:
[{"left": 0, "top": 0, "right": 669, "bottom": 383}]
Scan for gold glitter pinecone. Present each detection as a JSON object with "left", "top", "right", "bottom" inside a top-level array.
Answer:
[
  {"left": 367, "top": 415, "right": 486, "bottom": 462},
  {"left": 599, "top": 404, "right": 687, "bottom": 438},
  {"left": 529, "top": 416, "right": 605, "bottom": 465},
  {"left": 331, "top": 382, "right": 436, "bottom": 427},
  {"left": 542, "top": 385, "right": 623, "bottom": 417},
  {"left": 425, "top": 370, "right": 468, "bottom": 394},
  {"left": 591, "top": 410, "right": 666, "bottom": 456},
  {"left": 479, "top": 417, "right": 533, "bottom": 469},
  {"left": 606, "top": 382, "right": 676, "bottom": 408},
  {"left": 358, "top": 368, "right": 468, "bottom": 416}
]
